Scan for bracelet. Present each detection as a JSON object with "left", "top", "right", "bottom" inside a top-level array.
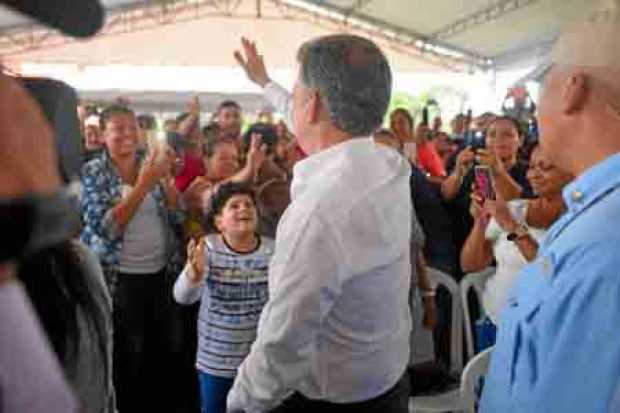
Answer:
[
  {"left": 507, "top": 224, "right": 529, "bottom": 242},
  {"left": 421, "top": 289, "right": 436, "bottom": 298}
]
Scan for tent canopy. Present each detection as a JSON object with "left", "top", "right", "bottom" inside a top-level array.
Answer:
[{"left": 0, "top": 0, "right": 599, "bottom": 72}]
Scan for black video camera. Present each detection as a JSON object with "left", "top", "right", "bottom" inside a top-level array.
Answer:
[{"left": 243, "top": 123, "right": 278, "bottom": 155}]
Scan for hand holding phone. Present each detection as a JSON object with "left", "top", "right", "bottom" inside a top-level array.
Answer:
[{"left": 474, "top": 165, "right": 496, "bottom": 200}]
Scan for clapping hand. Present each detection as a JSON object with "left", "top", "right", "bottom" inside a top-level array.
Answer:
[
  {"left": 246, "top": 133, "right": 268, "bottom": 174},
  {"left": 139, "top": 145, "right": 176, "bottom": 190},
  {"left": 186, "top": 237, "right": 208, "bottom": 285}
]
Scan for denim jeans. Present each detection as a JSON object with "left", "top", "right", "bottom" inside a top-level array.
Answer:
[{"left": 198, "top": 371, "right": 235, "bottom": 413}]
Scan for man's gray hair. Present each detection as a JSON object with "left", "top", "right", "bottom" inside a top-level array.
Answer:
[{"left": 297, "top": 34, "right": 392, "bottom": 136}]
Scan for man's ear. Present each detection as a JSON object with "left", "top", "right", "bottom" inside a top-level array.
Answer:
[
  {"left": 307, "top": 89, "right": 323, "bottom": 124},
  {"left": 561, "top": 72, "right": 588, "bottom": 115}
]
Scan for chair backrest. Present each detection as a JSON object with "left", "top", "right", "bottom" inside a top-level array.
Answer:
[
  {"left": 426, "top": 267, "right": 462, "bottom": 375},
  {"left": 460, "top": 346, "right": 493, "bottom": 413},
  {"left": 460, "top": 268, "right": 495, "bottom": 361}
]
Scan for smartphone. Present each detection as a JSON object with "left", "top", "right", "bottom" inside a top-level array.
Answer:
[
  {"left": 474, "top": 165, "right": 496, "bottom": 200},
  {"left": 472, "top": 130, "right": 486, "bottom": 150},
  {"left": 243, "top": 122, "right": 278, "bottom": 155},
  {"left": 422, "top": 107, "right": 429, "bottom": 126}
]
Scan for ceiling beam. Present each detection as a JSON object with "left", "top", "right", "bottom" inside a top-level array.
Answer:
[
  {"left": 492, "top": 37, "right": 555, "bottom": 70},
  {"left": 431, "top": 0, "right": 540, "bottom": 40},
  {"left": 345, "top": 0, "right": 375, "bottom": 16},
  {"left": 0, "top": 0, "right": 248, "bottom": 58},
  {"left": 276, "top": 0, "right": 492, "bottom": 71}
]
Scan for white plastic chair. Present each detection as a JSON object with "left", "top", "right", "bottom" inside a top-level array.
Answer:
[
  {"left": 426, "top": 267, "right": 463, "bottom": 375},
  {"left": 460, "top": 268, "right": 495, "bottom": 361},
  {"left": 461, "top": 347, "right": 493, "bottom": 413},
  {"left": 409, "top": 347, "right": 494, "bottom": 413},
  {"left": 409, "top": 267, "right": 462, "bottom": 413}
]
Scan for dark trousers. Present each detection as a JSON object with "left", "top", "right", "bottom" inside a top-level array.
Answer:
[
  {"left": 113, "top": 269, "right": 181, "bottom": 412},
  {"left": 269, "top": 370, "right": 411, "bottom": 413}
]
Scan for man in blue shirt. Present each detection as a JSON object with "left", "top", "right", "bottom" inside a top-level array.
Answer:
[{"left": 481, "top": 5, "right": 620, "bottom": 412}]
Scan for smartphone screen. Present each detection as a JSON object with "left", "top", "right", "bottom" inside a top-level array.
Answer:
[{"left": 474, "top": 165, "right": 496, "bottom": 200}]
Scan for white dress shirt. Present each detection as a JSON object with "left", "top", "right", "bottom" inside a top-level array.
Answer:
[{"left": 227, "top": 81, "right": 413, "bottom": 413}]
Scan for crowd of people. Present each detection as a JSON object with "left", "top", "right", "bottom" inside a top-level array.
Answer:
[{"left": 3, "top": 0, "right": 620, "bottom": 413}]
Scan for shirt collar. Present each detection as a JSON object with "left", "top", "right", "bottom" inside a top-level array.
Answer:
[
  {"left": 562, "top": 151, "right": 620, "bottom": 213},
  {"left": 291, "top": 137, "right": 371, "bottom": 198}
]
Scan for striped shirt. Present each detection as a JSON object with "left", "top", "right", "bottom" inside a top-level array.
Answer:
[{"left": 173, "top": 234, "right": 274, "bottom": 378}]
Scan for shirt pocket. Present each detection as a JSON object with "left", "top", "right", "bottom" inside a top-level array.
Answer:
[{"left": 503, "top": 254, "right": 554, "bottom": 387}]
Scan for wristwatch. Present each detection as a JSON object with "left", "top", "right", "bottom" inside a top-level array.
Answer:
[{"left": 507, "top": 224, "right": 529, "bottom": 242}]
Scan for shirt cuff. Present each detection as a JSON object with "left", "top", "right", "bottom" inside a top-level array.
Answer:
[{"left": 172, "top": 265, "right": 202, "bottom": 304}]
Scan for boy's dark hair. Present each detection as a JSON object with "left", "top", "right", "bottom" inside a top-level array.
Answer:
[
  {"left": 99, "top": 105, "right": 134, "bottom": 131},
  {"left": 205, "top": 182, "right": 257, "bottom": 233},
  {"left": 217, "top": 100, "right": 241, "bottom": 114}
]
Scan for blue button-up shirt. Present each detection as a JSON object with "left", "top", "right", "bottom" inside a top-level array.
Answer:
[{"left": 480, "top": 152, "right": 620, "bottom": 413}]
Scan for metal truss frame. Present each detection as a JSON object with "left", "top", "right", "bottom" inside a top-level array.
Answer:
[
  {"left": 492, "top": 37, "right": 555, "bottom": 70},
  {"left": 274, "top": 0, "right": 492, "bottom": 72},
  {"left": 0, "top": 0, "right": 246, "bottom": 58},
  {"left": 431, "top": 0, "right": 540, "bottom": 40},
  {"left": 0, "top": 0, "right": 494, "bottom": 72}
]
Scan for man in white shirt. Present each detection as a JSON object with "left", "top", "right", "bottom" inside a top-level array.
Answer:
[{"left": 227, "top": 36, "right": 412, "bottom": 412}]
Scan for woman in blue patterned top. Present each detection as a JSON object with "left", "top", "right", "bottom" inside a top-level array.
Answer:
[
  {"left": 174, "top": 182, "right": 274, "bottom": 413},
  {"left": 79, "top": 105, "right": 186, "bottom": 412}
]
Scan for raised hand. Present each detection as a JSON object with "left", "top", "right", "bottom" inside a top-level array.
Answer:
[
  {"left": 455, "top": 146, "right": 476, "bottom": 175},
  {"left": 469, "top": 191, "right": 490, "bottom": 226},
  {"left": 138, "top": 144, "right": 176, "bottom": 190},
  {"left": 484, "top": 196, "right": 519, "bottom": 233},
  {"left": 186, "top": 237, "right": 208, "bottom": 285},
  {"left": 246, "top": 133, "right": 268, "bottom": 173},
  {"left": 189, "top": 95, "right": 200, "bottom": 117},
  {"left": 475, "top": 148, "right": 506, "bottom": 175},
  {"left": 234, "top": 37, "right": 271, "bottom": 88},
  {"left": 183, "top": 176, "right": 212, "bottom": 213}
]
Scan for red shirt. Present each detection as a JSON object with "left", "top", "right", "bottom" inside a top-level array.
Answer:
[
  {"left": 175, "top": 152, "right": 206, "bottom": 193},
  {"left": 417, "top": 141, "right": 446, "bottom": 178}
]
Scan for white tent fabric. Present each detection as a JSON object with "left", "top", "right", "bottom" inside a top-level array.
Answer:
[
  {"left": 306, "top": 0, "right": 595, "bottom": 70},
  {"left": 0, "top": 0, "right": 443, "bottom": 72},
  {"left": 0, "top": 0, "right": 601, "bottom": 71}
]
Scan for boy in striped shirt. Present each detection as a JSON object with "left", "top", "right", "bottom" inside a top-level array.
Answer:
[{"left": 174, "top": 182, "right": 274, "bottom": 413}]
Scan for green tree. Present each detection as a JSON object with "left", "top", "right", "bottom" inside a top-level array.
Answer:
[{"left": 385, "top": 86, "right": 469, "bottom": 131}]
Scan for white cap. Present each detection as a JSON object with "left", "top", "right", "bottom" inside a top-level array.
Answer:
[
  {"left": 520, "top": 1, "right": 620, "bottom": 84},
  {"left": 549, "top": 0, "right": 620, "bottom": 68}
]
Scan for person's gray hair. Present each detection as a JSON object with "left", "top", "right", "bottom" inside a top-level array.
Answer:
[{"left": 297, "top": 34, "right": 392, "bottom": 136}]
